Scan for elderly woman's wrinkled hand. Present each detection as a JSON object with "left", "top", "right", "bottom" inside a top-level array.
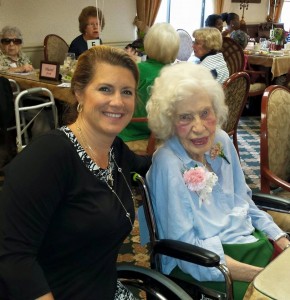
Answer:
[{"left": 22, "top": 64, "right": 34, "bottom": 72}]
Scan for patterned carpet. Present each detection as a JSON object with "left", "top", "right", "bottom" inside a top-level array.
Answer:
[{"left": 117, "top": 116, "right": 262, "bottom": 268}]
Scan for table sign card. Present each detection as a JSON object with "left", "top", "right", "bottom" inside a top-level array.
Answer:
[
  {"left": 39, "top": 61, "right": 60, "bottom": 81},
  {"left": 87, "top": 39, "right": 100, "bottom": 49}
]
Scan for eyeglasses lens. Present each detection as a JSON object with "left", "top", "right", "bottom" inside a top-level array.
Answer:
[{"left": 1, "top": 38, "right": 22, "bottom": 45}]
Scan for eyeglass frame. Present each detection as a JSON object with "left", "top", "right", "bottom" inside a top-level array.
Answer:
[
  {"left": 175, "top": 107, "right": 215, "bottom": 126},
  {"left": 1, "top": 38, "right": 22, "bottom": 45},
  {"left": 86, "top": 23, "right": 100, "bottom": 28}
]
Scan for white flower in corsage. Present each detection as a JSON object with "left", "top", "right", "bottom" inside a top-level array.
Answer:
[
  {"left": 183, "top": 165, "right": 218, "bottom": 207},
  {"left": 210, "top": 142, "right": 230, "bottom": 164}
]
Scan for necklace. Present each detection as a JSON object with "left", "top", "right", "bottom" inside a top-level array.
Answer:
[
  {"left": 75, "top": 122, "right": 134, "bottom": 228},
  {"left": 76, "top": 121, "right": 114, "bottom": 185}
]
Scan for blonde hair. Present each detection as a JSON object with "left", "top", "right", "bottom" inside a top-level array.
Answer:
[
  {"left": 146, "top": 63, "right": 228, "bottom": 140},
  {"left": 193, "top": 27, "right": 222, "bottom": 51},
  {"left": 144, "top": 23, "right": 180, "bottom": 64}
]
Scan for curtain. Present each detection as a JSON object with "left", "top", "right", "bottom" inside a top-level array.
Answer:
[
  {"left": 134, "top": 0, "right": 162, "bottom": 36},
  {"left": 213, "top": 0, "right": 224, "bottom": 14},
  {"left": 273, "top": 0, "right": 284, "bottom": 23},
  {"left": 268, "top": 0, "right": 284, "bottom": 23}
]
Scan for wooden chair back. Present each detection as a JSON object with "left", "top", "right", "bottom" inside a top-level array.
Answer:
[
  {"left": 222, "top": 71, "right": 250, "bottom": 157},
  {"left": 260, "top": 85, "right": 290, "bottom": 194},
  {"left": 43, "top": 34, "right": 69, "bottom": 64},
  {"left": 221, "top": 37, "right": 245, "bottom": 76}
]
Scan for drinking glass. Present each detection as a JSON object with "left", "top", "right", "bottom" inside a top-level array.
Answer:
[
  {"left": 65, "top": 52, "right": 75, "bottom": 62},
  {"left": 259, "top": 38, "right": 267, "bottom": 49}
]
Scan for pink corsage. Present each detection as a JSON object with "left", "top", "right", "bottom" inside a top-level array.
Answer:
[
  {"left": 210, "top": 142, "right": 230, "bottom": 164},
  {"left": 183, "top": 166, "right": 218, "bottom": 207}
]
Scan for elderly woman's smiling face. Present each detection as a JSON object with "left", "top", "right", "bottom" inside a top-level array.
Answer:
[
  {"left": 174, "top": 89, "right": 217, "bottom": 162},
  {"left": 1, "top": 34, "right": 22, "bottom": 58}
]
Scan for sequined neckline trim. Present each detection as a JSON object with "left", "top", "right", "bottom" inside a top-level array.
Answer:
[{"left": 59, "top": 126, "right": 114, "bottom": 182}]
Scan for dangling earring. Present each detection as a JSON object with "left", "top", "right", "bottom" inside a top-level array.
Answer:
[{"left": 77, "top": 103, "right": 83, "bottom": 113}]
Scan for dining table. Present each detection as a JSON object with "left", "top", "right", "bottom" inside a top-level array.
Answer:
[
  {"left": 0, "top": 70, "right": 75, "bottom": 104},
  {"left": 245, "top": 51, "right": 290, "bottom": 83},
  {"left": 244, "top": 246, "right": 290, "bottom": 299}
]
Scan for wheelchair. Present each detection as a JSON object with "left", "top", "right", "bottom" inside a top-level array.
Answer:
[{"left": 119, "top": 173, "right": 290, "bottom": 300}]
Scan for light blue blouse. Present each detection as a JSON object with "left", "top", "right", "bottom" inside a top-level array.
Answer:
[{"left": 146, "top": 129, "right": 284, "bottom": 281}]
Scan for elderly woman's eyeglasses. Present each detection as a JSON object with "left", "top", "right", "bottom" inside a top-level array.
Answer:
[
  {"left": 176, "top": 109, "right": 214, "bottom": 125},
  {"left": 87, "top": 23, "right": 99, "bottom": 28},
  {"left": 1, "top": 38, "right": 22, "bottom": 45}
]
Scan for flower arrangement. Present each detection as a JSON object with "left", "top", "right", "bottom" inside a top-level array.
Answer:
[
  {"left": 210, "top": 142, "right": 230, "bottom": 164},
  {"left": 271, "top": 28, "right": 284, "bottom": 45},
  {"left": 183, "top": 166, "right": 218, "bottom": 207}
]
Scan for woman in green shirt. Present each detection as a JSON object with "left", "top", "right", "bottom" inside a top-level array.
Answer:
[{"left": 119, "top": 22, "right": 180, "bottom": 144}]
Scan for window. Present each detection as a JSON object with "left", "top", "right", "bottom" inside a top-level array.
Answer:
[
  {"left": 280, "top": 0, "right": 290, "bottom": 32},
  {"left": 155, "top": 0, "right": 214, "bottom": 35}
]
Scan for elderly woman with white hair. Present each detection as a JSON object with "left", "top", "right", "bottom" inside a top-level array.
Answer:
[
  {"left": 120, "top": 22, "right": 180, "bottom": 145},
  {"left": 146, "top": 63, "right": 289, "bottom": 300},
  {"left": 0, "top": 26, "right": 34, "bottom": 73}
]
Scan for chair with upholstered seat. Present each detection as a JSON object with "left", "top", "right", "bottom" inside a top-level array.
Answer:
[
  {"left": 260, "top": 85, "right": 290, "bottom": 232},
  {"left": 43, "top": 34, "right": 69, "bottom": 64},
  {"left": 222, "top": 37, "right": 268, "bottom": 115},
  {"left": 260, "top": 85, "right": 290, "bottom": 196},
  {"left": 176, "top": 29, "right": 193, "bottom": 61},
  {"left": 222, "top": 71, "right": 250, "bottom": 157},
  {"left": 221, "top": 37, "right": 245, "bottom": 76}
]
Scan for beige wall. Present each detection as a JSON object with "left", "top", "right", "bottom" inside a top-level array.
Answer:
[
  {"left": 0, "top": 0, "right": 136, "bottom": 67},
  {"left": 0, "top": 0, "right": 270, "bottom": 68},
  {"left": 222, "top": 0, "right": 269, "bottom": 24}
]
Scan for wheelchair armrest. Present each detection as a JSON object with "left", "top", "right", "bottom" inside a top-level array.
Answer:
[
  {"left": 252, "top": 192, "right": 290, "bottom": 212},
  {"left": 153, "top": 239, "right": 220, "bottom": 267}
]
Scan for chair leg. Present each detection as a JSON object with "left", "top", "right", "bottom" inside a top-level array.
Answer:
[{"left": 233, "top": 132, "right": 240, "bottom": 158}]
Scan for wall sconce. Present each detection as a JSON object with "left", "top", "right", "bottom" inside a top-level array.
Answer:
[{"left": 240, "top": 0, "right": 249, "bottom": 25}]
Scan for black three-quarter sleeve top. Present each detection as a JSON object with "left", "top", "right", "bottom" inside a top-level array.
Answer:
[{"left": 0, "top": 128, "right": 151, "bottom": 300}]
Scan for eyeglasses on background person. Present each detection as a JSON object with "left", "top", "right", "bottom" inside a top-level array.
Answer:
[{"left": 1, "top": 38, "right": 22, "bottom": 45}]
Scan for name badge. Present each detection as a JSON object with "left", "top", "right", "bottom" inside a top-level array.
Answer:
[{"left": 87, "top": 39, "right": 100, "bottom": 49}]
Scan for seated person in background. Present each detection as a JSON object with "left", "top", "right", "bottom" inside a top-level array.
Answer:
[
  {"left": 146, "top": 62, "right": 290, "bottom": 300},
  {"left": 0, "top": 26, "right": 34, "bottom": 73},
  {"left": 205, "top": 14, "right": 224, "bottom": 33},
  {"left": 188, "top": 27, "right": 229, "bottom": 84},
  {"left": 119, "top": 22, "right": 179, "bottom": 146},
  {"left": 0, "top": 45, "right": 151, "bottom": 299},
  {"left": 68, "top": 6, "right": 105, "bottom": 58},
  {"left": 230, "top": 29, "right": 249, "bottom": 50},
  {"left": 221, "top": 12, "right": 240, "bottom": 37},
  {"left": 0, "top": 26, "right": 50, "bottom": 139}
]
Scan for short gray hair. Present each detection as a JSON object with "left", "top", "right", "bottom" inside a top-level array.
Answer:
[
  {"left": 144, "top": 23, "right": 180, "bottom": 64},
  {"left": 146, "top": 63, "right": 228, "bottom": 140},
  {"left": 1, "top": 26, "right": 23, "bottom": 40}
]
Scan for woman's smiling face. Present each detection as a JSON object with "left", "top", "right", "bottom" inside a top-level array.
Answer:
[
  {"left": 77, "top": 62, "right": 136, "bottom": 138},
  {"left": 174, "top": 89, "right": 217, "bottom": 162}
]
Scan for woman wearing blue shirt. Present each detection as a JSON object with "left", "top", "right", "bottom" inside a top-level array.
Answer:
[{"left": 146, "top": 63, "right": 289, "bottom": 299}]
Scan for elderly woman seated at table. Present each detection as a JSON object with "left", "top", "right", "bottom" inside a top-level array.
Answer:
[
  {"left": 68, "top": 6, "right": 105, "bottom": 59},
  {"left": 188, "top": 27, "right": 229, "bottom": 84},
  {"left": 0, "top": 26, "right": 34, "bottom": 73},
  {"left": 146, "top": 63, "right": 290, "bottom": 300},
  {"left": 119, "top": 22, "right": 180, "bottom": 149}
]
